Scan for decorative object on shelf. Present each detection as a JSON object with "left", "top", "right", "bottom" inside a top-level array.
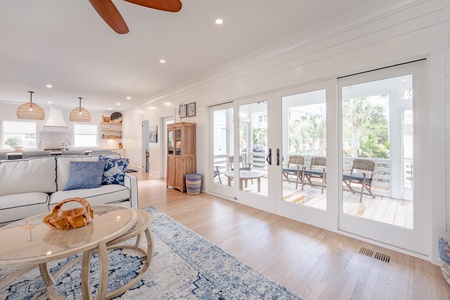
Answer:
[
  {"left": 179, "top": 103, "right": 187, "bottom": 118},
  {"left": 69, "top": 97, "right": 91, "bottom": 122},
  {"left": 187, "top": 102, "right": 196, "bottom": 117},
  {"left": 111, "top": 112, "right": 123, "bottom": 123},
  {"left": 16, "top": 91, "right": 45, "bottom": 120},
  {"left": 149, "top": 125, "right": 158, "bottom": 143},
  {"left": 42, "top": 198, "right": 94, "bottom": 230},
  {"left": 102, "top": 115, "right": 111, "bottom": 122}
]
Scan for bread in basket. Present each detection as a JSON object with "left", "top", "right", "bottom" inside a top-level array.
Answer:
[{"left": 42, "top": 197, "right": 94, "bottom": 230}]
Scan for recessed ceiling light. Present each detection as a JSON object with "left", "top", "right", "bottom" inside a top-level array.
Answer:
[
  {"left": 215, "top": 19, "right": 223, "bottom": 25},
  {"left": 126, "top": 96, "right": 131, "bottom": 100},
  {"left": 117, "top": 102, "right": 121, "bottom": 106},
  {"left": 46, "top": 84, "right": 52, "bottom": 88},
  {"left": 47, "top": 101, "right": 52, "bottom": 104},
  {"left": 164, "top": 102, "right": 171, "bottom": 106},
  {"left": 160, "top": 59, "right": 166, "bottom": 63},
  {"left": 108, "top": 107, "right": 112, "bottom": 110}
]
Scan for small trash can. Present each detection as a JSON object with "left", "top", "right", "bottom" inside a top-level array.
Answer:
[{"left": 185, "top": 174, "right": 202, "bottom": 195}]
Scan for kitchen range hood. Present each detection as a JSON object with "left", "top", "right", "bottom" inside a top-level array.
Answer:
[{"left": 42, "top": 107, "right": 69, "bottom": 130}]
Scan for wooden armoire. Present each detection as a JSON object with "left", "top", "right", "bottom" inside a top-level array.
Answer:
[{"left": 166, "top": 122, "right": 196, "bottom": 192}]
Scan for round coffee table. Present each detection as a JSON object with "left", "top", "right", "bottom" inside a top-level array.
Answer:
[
  {"left": 0, "top": 205, "right": 153, "bottom": 300},
  {"left": 223, "top": 170, "right": 265, "bottom": 192}
]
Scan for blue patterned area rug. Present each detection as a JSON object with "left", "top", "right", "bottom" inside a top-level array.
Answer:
[{"left": 0, "top": 207, "right": 302, "bottom": 299}]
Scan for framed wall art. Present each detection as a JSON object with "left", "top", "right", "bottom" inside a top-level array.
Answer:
[
  {"left": 187, "top": 102, "right": 196, "bottom": 117},
  {"left": 149, "top": 125, "right": 158, "bottom": 143},
  {"left": 179, "top": 103, "right": 187, "bottom": 118}
]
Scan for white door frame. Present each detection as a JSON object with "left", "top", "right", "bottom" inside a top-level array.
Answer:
[{"left": 337, "top": 61, "right": 429, "bottom": 256}]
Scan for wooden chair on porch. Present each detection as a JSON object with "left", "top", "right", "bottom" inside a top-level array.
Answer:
[
  {"left": 302, "top": 156, "right": 326, "bottom": 193},
  {"left": 282, "top": 155, "right": 305, "bottom": 189},
  {"left": 342, "top": 159, "right": 376, "bottom": 202},
  {"left": 226, "top": 155, "right": 252, "bottom": 171},
  {"left": 213, "top": 165, "right": 222, "bottom": 184}
]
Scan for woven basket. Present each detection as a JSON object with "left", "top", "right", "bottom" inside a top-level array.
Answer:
[{"left": 42, "top": 198, "right": 94, "bottom": 230}]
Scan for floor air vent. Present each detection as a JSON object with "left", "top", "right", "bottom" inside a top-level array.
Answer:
[
  {"left": 357, "top": 246, "right": 391, "bottom": 263},
  {"left": 374, "top": 252, "right": 391, "bottom": 263},
  {"left": 358, "top": 246, "right": 375, "bottom": 257}
]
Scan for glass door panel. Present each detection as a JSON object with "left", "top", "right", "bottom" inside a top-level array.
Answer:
[
  {"left": 238, "top": 101, "right": 268, "bottom": 196},
  {"left": 211, "top": 106, "right": 234, "bottom": 189},
  {"left": 338, "top": 61, "right": 427, "bottom": 255},
  {"left": 341, "top": 75, "right": 412, "bottom": 226},
  {"left": 281, "top": 90, "right": 326, "bottom": 210}
]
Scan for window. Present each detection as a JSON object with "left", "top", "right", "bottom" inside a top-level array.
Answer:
[
  {"left": 73, "top": 124, "right": 98, "bottom": 147},
  {"left": 2, "top": 121, "right": 37, "bottom": 150}
]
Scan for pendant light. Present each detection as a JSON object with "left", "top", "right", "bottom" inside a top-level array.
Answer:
[
  {"left": 69, "top": 97, "right": 91, "bottom": 122},
  {"left": 16, "top": 91, "right": 45, "bottom": 120}
]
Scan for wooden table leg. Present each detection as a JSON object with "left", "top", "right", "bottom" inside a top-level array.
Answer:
[
  {"left": 81, "top": 250, "right": 92, "bottom": 299},
  {"left": 97, "top": 242, "right": 109, "bottom": 300}
]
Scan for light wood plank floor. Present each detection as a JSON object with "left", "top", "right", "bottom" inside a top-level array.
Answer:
[{"left": 137, "top": 172, "right": 450, "bottom": 300}]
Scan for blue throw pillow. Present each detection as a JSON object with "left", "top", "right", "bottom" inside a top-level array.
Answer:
[
  {"left": 99, "top": 156, "right": 129, "bottom": 185},
  {"left": 63, "top": 161, "right": 106, "bottom": 191}
]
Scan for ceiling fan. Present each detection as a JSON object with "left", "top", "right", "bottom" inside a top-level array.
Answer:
[{"left": 89, "top": 0, "right": 182, "bottom": 34}]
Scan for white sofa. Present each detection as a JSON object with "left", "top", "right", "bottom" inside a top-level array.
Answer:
[{"left": 0, "top": 155, "right": 138, "bottom": 224}]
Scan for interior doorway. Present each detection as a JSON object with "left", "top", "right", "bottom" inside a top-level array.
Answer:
[
  {"left": 161, "top": 116, "right": 174, "bottom": 179},
  {"left": 142, "top": 120, "right": 149, "bottom": 172}
]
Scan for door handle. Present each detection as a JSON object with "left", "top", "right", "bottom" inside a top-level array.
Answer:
[
  {"left": 266, "top": 148, "right": 272, "bottom": 165},
  {"left": 277, "top": 148, "right": 280, "bottom": 166}
]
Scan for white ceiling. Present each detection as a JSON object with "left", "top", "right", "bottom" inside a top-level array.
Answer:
[{"left": 0, "top": 0, "right": 400, "bottom": 111}]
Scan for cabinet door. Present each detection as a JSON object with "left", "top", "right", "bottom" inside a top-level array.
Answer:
[
  {"left": 174, "top": 157, "right": 185, "bottom": 190},
  {"left": 167, "top": 156, "right": 175, "bottom": 185}
]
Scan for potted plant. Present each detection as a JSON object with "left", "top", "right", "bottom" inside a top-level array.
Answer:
[{"left": 5, "top": 136, "right": 23, "bottom": 151}]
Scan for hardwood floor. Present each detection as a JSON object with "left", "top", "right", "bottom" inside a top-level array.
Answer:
[{"left": 136, "top": 172, "right": 450, "bottom": 300}]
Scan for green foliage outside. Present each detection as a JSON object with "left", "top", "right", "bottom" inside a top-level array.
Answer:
[
  {"left": 342, "top": 97, "right": 389, "bottom": 158},
  {"left": 4, "top": 135, "right": 23, "bottom": 148}
]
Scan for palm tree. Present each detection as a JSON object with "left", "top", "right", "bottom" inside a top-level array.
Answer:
[{"left": 342, "top": 97, "right": 387, "bottom": 157}]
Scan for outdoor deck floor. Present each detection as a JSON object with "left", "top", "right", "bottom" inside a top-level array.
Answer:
[{"left": 214, "top": 175, "right": 414, "bottom": 229}]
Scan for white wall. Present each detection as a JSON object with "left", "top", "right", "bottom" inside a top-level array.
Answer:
[{"left": 122, "top": 0, "right": 449, "bottom": 261}]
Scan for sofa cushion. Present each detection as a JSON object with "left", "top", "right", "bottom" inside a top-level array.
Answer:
[
  {"left": 99, "top": 156, "right": 129, "bottom": 185},
  {"left": 0, "top": 157, "right": 56, "bottom": 197},
  {"left": 49, "top": 185, "right": 130, "bottom": 207},
  {"left": 0, "top": 192, "right": 49, "bottom": 224},
  {"left": 56, "top": 155, "right": 99, "bottom": 191},
  {"left": 63, "top": 161, "right": 105, "bottom": 191}
]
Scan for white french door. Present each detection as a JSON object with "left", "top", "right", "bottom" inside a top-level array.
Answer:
[
  {"left": 209, "top": 61, "right": 428, "bottom": 256},
  {"left": 338, "top": 61, "right": 428, "bottom": 255},
  {"left": 209, "top": 95, "right": 275, "bottom": 212},
  {"left": 274, "top": 81, "right": 337, "bottom": 230}
]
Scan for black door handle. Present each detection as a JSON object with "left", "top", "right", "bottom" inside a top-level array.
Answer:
[
  {"left": 277, "top": 148, "right": 280, "bottom": 166},
  {"left": 266, "top": 148, "right": 272, "bottom": 165}
]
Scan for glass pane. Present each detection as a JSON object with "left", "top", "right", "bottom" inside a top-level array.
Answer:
[
  {"left": 212, "top": 108, "right": 233, "bottom": 187},
  {"left": 74, "top": 124, "right": 97, "bottom": 134},
  {"left": 238, "top": 101, "right": 268, "bottom": 196},
  {"left": 282, "top": 90, "right": 326, "bottom": 210},
  {"left": 74, "top": 135, "right": 97, "bottom": 147},
  {"left": 341, "top": 74, "right": 413, "bottom": 229}
]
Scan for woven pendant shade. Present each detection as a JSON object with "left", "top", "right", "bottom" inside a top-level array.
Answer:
[
  {"left": 16, "top": 91, "right": 45, "bottom": 120},
  {"left": 69, "top": 97, "right": 91, "bottom": 122}
]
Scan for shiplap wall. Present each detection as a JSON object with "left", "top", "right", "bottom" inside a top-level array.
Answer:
[{"left": 121, "top": 0, "right": 450, "bottom": 262}]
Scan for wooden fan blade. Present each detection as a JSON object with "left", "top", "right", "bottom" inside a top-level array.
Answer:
[
  {"left": 89, "top": 0, "right": 129, "bottom": 34},
  {"left": 124, "top": 0, "right": 182, "bottom": 12}
]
